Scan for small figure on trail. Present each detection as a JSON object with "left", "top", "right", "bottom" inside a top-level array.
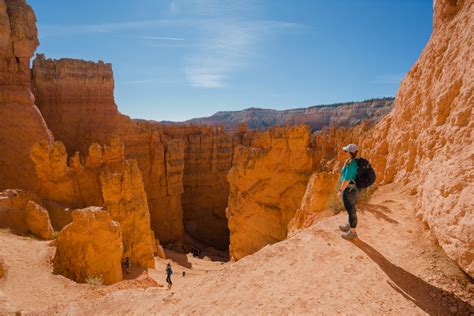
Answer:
[
  {"left": 166, "top": 263, "right": 173, "bottom": 289},
  {"left": 182, "top": 271, "right": 186, "bottom": 277},
  {"left": 124, "top": 257, "right": 131, "bottom": 274},
  {"left": 337, "top": 143, "right": 376, "bottom": 240}
]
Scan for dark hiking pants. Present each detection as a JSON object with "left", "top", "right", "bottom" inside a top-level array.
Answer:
[
  {"left": 343, "top": 186, "right": 358, "bottom": 228},
  {"left": 166, "top": 275, "right": 172, "bottom": 285}
]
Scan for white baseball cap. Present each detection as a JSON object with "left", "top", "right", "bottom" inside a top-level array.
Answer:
[{"left": 343, "top": 144, "right": 358, "bottom": 153}]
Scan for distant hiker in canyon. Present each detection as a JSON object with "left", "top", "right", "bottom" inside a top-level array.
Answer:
[
  {"left": 166, "top": 263, "right": 173, "bottom": 289},
  {"left": 337, "top": 144, "right": 376, "bottom": 240},
  {"left": 123, "top": 257, "right": 131, "bottom": 275}
]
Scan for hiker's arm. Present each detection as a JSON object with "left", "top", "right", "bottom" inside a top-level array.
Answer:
[
  {"left": 339, "top": 180, "right": 349, "bottom": 192},
  {"left": 338, "top": 180, "right": 349, "bottom": 198}
]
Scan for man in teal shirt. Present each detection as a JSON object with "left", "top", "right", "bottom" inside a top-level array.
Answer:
[{"left": 337, "top": 144, "right": 359, "bottom": 240}]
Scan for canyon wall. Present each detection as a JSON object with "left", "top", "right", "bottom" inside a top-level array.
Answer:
[
  {"left": 226, "top": 125, "right": 313, "bottom": 260},
  {"left": 0, "top": 0, "right": 52, "bottom": 191},
  {"left": 158, "top": 125, "right": 244, "bottom": 250},
  {"left": 293, "top": 0, "right": 473, "bottom": 276},
  {"left": 31, "top": 56, "right": 243, "bottom": 249},
  {"left": 179, "top": 98, "right": 394, "bottom": 131},
  {"left": 31, "top": 56, "right": 186, "bottom": 245},
  {"left": 31, "top": 139, "right": 156, "bottom": 268}
]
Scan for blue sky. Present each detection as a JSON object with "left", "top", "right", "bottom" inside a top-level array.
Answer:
[{"left": 29, "top": 0, "right": 433, "bottom": 121}]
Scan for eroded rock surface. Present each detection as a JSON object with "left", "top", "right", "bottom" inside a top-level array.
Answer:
[
  {"left": 0, "top": 189, "right": 54, "bottom": 240},
  {"left": 31, "top": 57, "right": 186, "bottom": 245},
  {"left": 296, "top": 0, "right": 473, "bottom": 276},
  {"left": 25, "top": 200, "right": 54, "bottom": 240},
  {"left": 160, "top": 125, "right": 243, "bottom": 250},
  {"left": 226, "top": 125, "right": 313, "bottom": 260},
  {"left": 0, "top": 0, "right": 52, "bottom": 191},
  {"left": 53, "top": 206, "right": 123, "bottom": 285},
  {"left": 31, "top": 139, "right": 155, "bottom": 268}
]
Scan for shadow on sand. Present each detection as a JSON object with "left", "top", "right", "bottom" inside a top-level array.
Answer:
[
  {"left": 359, "top": 203, "right": 399, "bottom": 225},
  {"left": 164, "top": 249, "right": 193, "bottom": 269},
  {"left": 352, "top": 239, "right": 473, "bottom": 315}
]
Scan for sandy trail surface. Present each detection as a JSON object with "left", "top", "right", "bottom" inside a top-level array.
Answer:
[{"left": 0, "top": 184, "right": 473, "bottom": 315}]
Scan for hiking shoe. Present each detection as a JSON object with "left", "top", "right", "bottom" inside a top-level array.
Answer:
[
  {"left": 338, "top": 223, "right": 350, "bottom": 232},
  {"left": 341, "top": 230, "right": 358, "bottom": 240}
]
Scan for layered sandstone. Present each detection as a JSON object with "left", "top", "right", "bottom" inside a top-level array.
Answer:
[
  {"left": 0, "top": 189, "right": 53, "bottom": 240},
  {"left": 25, "top": 200, "right": 54, "bottom": 240},
  {"left": 0, "top": 189, "right": 34, "bottom": 235},
  {"left": 179, "top": 98, "right": 394, "bottom": 131},
  {"left": 31, "top": 57, "right": 186, "bottom": 245},
  {"left": 53, "top": 206, "right": 123, "bottom": 285},
  {"left": 0, "top": 0, "right": 52, "bottom": 191},
  {"left": 159, "top": 125, "right": 243, "bottom": 250},
  {"left": 294, "top": 0, "right": 473, "bottom": 276},
  {"left": 226, "top": 125, "right": 313, "bottom": 260},
  {"left": 31, "top": 139, "right": 155, "bottom": 268},
  {"left": 287, "top": 172, "right": 339, "bottom": 236}
]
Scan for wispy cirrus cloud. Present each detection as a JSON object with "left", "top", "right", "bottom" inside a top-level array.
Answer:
[
  {"left": 38, "top": 0, "right": 300, "bottom": 89},
  {"left": 38, "top": 19, "right": 181, "bottom": 37},
  {"left": 137, "top": 36, "right": 185, "bottom": 41},
  {"left": 184, "top": 19, "right": 298, "bottom": 88}
]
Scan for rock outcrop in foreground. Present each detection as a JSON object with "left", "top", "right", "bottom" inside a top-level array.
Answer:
[
  {"left": 0, "top": 189, "right": 54, "bottom": 240},
  {"left": 31, "top": 138, "right": 155, "bottom": 268},
  {"left": 0, "top": 0, "right": 52, "bottom": 191},
  {"left": 53, "top": 206, "right": 123, "bottom": 285},
  {"left": 226, "top": 125, "right": 313, "bottom": 259}
]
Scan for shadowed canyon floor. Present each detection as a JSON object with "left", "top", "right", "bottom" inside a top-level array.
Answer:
[{"left": 1, "top": 184, "right": 472, "bottom": 315}]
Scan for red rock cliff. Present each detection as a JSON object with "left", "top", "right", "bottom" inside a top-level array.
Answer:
[
  {"left": 31, "top": 138, "right": 156, "bottom": 268},
  {"left": 226, "top": 125, "right": 313, "bottom": 260},
  {"left": 293, "top": 0, "right": 473, "bottom": 276},
  {"left": 31, "top": 56, "right": 186, "bottom": 245},
  {"left": 0, "top": 0, "right": 52, "bottom": 191}
]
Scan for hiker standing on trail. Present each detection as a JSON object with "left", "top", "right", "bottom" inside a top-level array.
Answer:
[
  {"left": 166, "top": 263, "right": 173, "bottom": 289},
  {"left": 338, "top": 144, "right": 359, "bottom": 240}
]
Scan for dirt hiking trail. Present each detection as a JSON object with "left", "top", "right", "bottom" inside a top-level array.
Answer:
[{"left": 1, "top": 184, "right": 473, "bottom": 315}]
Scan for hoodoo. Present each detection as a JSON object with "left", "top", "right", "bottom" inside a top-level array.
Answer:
[
  {"left": 53, "top": 206, "right": 123, "bottom": 285},
  {"left": 31, "top": 139, "right": 156, "bottom": 268},
  {"left": 0, "top": 0, "right": 472, "bottom": 313},
  {"left": 0, "top": 0, "right": 52, "bottom": 191}
]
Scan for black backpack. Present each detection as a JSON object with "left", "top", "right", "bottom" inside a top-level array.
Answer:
[{"left": 354, "top": 157, "right": 376, "bottom": 189}]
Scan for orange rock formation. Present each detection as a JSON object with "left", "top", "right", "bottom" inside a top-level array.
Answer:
[
  {"left": 31, "top": 56, "right": 246, "bottom": 248},
  {"left": 0, "top": 189, "right": 53, "bottom": 240},
  {"left": 0, "top": 0, "right": 52, "bottom": 191},
  {"left": 25, "top": 200, "right": 54, "bottom": 240},
  {"left": 160, "top": 125, "right": 243, "bottom": 249},
  {"left": 31, "top": 139, "right": 155, "bottom": 268},
  {"left": 53, "top": 206, "right": 123, "bottom": 285},
  {"left": 292, "top": 0, "right": 473, "bottom": 276},
  {"left": 31, "top": 57, "right": 187, "bottom": 245},
  {"left": 226, "top": 125, "right": 313, "bottom": 260}
]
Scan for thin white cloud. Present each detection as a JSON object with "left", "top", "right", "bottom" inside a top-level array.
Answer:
[
  {"left": 184, "top": 19, "right": 297, "bottom": 88},
  {"left": 38, "top": 19, "right": 181, "bottom": 37},
  {"left": 137, "top": 36, "right": 185, "bottom": 41}
]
